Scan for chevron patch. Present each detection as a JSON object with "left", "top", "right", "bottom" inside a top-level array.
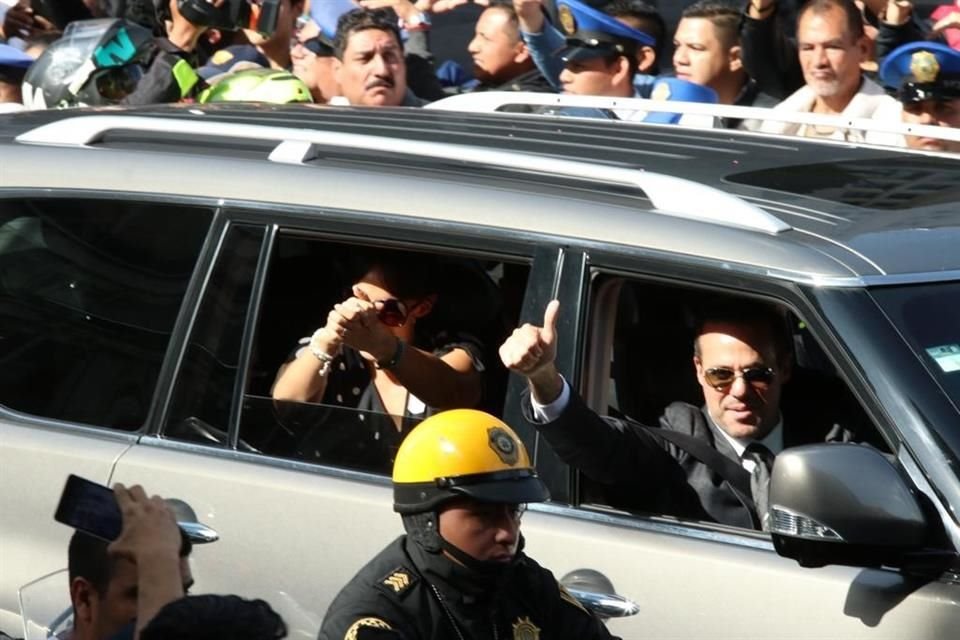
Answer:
[{"left": 377, "top": 566, "right": 417, "bottom": 598}]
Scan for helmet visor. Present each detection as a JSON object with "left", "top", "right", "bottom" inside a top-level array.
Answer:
[
  {"left": 93, "top": 65, "right": 143, "bottom": 101},
  {"left": 441, "top": 468, "right": 550, "bottom": 505}
]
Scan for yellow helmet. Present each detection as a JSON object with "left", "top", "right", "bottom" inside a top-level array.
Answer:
[{"left": 393, "top": 409, "right": 549, "bottom": 514}]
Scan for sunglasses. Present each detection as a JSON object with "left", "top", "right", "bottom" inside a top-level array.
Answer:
[
  {"left": 376, "top": 298, "right": 409, "bottom": 327},
  {"left": 703, "top": 366, "right": 775, "bottom": 391}
]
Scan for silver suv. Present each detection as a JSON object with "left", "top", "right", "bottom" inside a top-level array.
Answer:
[{"left": 1, "top": 105, "right": 958, "bottom": 638}]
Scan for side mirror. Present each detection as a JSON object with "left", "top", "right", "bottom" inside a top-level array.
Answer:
[{"left": 769, "top": 444, "right": 930, "bottom": 569}]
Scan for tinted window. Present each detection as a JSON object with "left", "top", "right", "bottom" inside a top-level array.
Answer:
[
  {"left": 238, "top": 233, "right": 529, "bottom": 475},
  {"left": 164, "top": 224, "right": 265, "bottom": 448},
  {"left": 0, "top": 199, "right": 211, "bottom": 429}
]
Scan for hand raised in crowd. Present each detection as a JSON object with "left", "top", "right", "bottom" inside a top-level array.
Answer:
[
  {"left": 166, "top": 0, "right": 225, "bottom": 52},
  {"left": 0, "top": 1, "right": 56, "bottom": 40},
  {"left": 932, "top": 9, "right": 960, "bottom": 35},
  {"left": 357, "top": 0, "right": 423, "bottom": 22},
  {"left": 513, "top": 0, "right": 545, "bottom": 34},
  {"left": 499, "top": 299, "right": 563, "bottom": 403},
  {"left": 109, "top": 484, "right": 186, "bottom": 635}
]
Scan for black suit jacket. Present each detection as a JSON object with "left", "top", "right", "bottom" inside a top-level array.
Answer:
[{"left": 523, "top": 387, "right": 861, "bottom": 529}]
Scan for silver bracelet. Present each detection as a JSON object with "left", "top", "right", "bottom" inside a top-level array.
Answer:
[{"left": 309, "top": 328, "right": 336, "bottom": 377}]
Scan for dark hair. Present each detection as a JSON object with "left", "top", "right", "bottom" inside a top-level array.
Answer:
[
  {"left": 692, "top": 299, "right": 792, "bottom": 366},
  {"left": 797, "top": 0, "right": 864, "bottom": 41},
  {"left": 139, "top": 595, "right": 287, "bottom": 640},
  {"left": 354, "top": 251, "right": 438, "bottom": 302},
  {"left": 680, "top": 0, "right": 742, "bottom": 50},
  {"left": 486, "top": 0, "right": 521, "bottom": 42},
  {"left": 333, "top": 8, "right": 403, "bottom": 60},
  {"left": 68, "top": 528, "right": 193, "bottom": 594},
  {"left": 604, "top": 0, "right": 666, "bottom": 61}
]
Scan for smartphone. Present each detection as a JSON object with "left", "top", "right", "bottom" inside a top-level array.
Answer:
[{"left": 53, "top": 474, "right": 123, "bottom": 542}]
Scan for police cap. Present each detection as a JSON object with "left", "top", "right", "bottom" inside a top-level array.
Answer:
[
  {"left": 555, "top": 0, "right": 655, "bottom": 64},
  {"left": 879, "top": 41, "right": 960, "bottom": 104}
]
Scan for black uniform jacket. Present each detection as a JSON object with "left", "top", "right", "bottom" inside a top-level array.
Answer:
[
  {"left": 318, "top": 535, "right": 618, "bottom": 640},
  {"left": 522, "top": 386, "right": 862, "bottom": 529}
]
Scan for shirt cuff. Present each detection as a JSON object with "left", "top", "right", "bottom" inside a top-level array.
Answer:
[{"left": 529, "top": 376, "right": 571, "bottom": 424}]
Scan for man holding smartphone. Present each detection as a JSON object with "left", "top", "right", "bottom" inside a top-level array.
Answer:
[{"left": 65, "top": 485, "right": 194, "bottom": 640}]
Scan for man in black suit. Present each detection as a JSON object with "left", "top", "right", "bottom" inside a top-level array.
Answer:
[{"left": 499, "top": 298, "right": 862, "bottom": 530}]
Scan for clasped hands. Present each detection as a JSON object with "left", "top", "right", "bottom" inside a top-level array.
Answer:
[{"left": 316, "top": 287, "right": 398, "bottom": 363}]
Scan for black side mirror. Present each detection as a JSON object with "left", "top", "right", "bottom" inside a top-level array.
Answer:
[{"left": 769, "top": 444, "right": 930, "bottom": 569}]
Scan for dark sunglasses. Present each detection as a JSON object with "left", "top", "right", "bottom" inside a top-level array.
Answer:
[
  {"left": 376, "top": 298, "right": 409, "bottom": 327},
  {"left": 703, "top": 366, "right": 775, "bottom": 391}
]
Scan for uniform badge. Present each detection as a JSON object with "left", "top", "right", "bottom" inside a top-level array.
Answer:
[
  {"left": 344, "top": 617, "right": 392, "bottom": 640},
  {"left": 210, "top": 48, "right": 236, "bottom": 66},
  {"left": 377, "top": 566, "right": 417, "bottom": 597},
  {"left": 558, "top": 5, "right": 577, "bottom": 35},
  {"left": 910, "top": 51, "right": 940, "bottom": 84},
  {"left": 512, "top": 616, "right": 541, "bottom": 640},
  {"left": 488, "top": 426, "right": 518, "bottom": 465},
  {"left": 651, "top": 81, "right": 671, "bottom": 101}
]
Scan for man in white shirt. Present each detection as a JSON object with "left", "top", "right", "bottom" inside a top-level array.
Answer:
[
  {"left": 760, "top": 0, "right": 897, "bottom": 140},
  {"left": 499, "top": 298, "right": 865, "bottom": 530}
]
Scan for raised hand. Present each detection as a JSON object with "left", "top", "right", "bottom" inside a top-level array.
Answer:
[{"left": 499, "top": 300, "right": 564, "bottom": 402}]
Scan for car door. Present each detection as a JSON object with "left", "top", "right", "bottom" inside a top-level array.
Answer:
[
  {"left": 0, "top": 197, "right": 215, "bottom": 635},
  {"left": 514, "top": 246, "right": 960, "bottom": 639},
  {"left": 108, "top": 209, "right": 543, "bottom": 638}
]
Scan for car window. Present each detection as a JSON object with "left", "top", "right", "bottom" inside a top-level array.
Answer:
[
  {"left": 577, "top": 274, "right": 887, "bottom": 524},
  {"left": 0, "top": 199, "right": 212, "bottom": 430},
  {"left": 164, "top": 228, "right": 530, "bottom": 476}
]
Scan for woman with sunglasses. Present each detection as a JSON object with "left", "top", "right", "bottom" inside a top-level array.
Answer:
[{"left": 272, "top": 256, "right": 485, "bottom": 434}]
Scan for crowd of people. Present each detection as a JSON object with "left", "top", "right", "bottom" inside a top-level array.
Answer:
[{"left": 0, "top": 0, "right": 957, "bottom": 149}]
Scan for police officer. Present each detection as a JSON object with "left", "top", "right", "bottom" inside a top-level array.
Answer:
[
  {"left": 318, "top": 409, "right": 619, "bottom": 640},
  {"left": 555, "top": 0, "right": 654, "bottom": 98},
  {"left": 877, "top": 41, "right": 960, "bottom": 153}
]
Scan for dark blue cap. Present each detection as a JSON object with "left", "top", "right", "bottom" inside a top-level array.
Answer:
[
  {"left": 555, "top": 0, "right": 654, "bottom": 63},
  {"left": 644, "top": 77, "right": 718, "bottom": 124},
  {"left": 879, "top": 41, "right": 960, "bottom": 103}
]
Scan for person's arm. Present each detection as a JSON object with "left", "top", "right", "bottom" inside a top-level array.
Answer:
[
  {"left": 108, "top": 484, "right": 185, "bottom": 640},
  {"left": 120, "top": 0, "right": 215, "bottom": 105},
  {"left": 515, "top": 0, "right": 564, "bottom": 92},
  {"left": 740, "top": 0, "right": 803, "bottom": 100},
  {"left": 272, "top": 309, "right": 347, "bottom": 404},
  {"left": 875, "top": 0, "right": 927, "bottom": 64}
]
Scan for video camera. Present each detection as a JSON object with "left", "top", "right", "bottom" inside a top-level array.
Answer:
[{"left": 159, "top": 0, "right": 281, "bottom": 34}]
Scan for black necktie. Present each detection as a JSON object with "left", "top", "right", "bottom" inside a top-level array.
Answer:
[{"left": 743, "top": 443, "right": 776, "bottom": 531}]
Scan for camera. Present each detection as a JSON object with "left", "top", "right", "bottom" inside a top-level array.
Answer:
[{"left": 176, "top": 0, "right": 280, "bottom": 35}]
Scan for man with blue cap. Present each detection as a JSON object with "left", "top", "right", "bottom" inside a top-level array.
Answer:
[
  {"left": 0, "top": 42, "right": 33, "bottom": 111},
  {"left": 555, "top": 0, "right": 654, "bottom": 99},
  {"left": 876, "top": 41, "right": 960, "bottom": 152}
]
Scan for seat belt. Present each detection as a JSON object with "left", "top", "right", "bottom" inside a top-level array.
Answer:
[{"left": 639, "top": 426, "right": 758, "bottom": 518}]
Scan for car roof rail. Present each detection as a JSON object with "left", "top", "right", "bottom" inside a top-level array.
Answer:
[
  {"left": 428, "top": 92, "right": 960, "bottom": 146},
  {"left": 16, "top": 114, "right": 790, "bottom": 234}
]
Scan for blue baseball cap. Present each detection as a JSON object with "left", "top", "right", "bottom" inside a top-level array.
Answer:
[
  {"left": 643, "top": 77, "right": 718, "bottom": 124},
  {"left": 879, "top": 41, "right": 960, "bottom": 103},
  {"left": 555, "top": 0, "right": 654, "bottom": 63},
  {"left": 0, "top": 43, "right": 34, "bottom": 71}
]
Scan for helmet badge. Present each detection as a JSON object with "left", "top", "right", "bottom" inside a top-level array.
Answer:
[
  {"left": 909, "top": 51, "right": 940, "bottom": 84},
  {"left": 558, "top": 5, "right": 577, "bottom": 36},
  {"left": 488, "top": 426, "right": 518, "bottom": 466}
]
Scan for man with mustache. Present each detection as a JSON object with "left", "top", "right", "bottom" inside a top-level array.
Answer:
[
  {"left": 330, "top": 8, "right": 424, "bottom": 107},
  {"left": 499, "top": 299, "right": 866, "bottom": 530},
  {"left": 318, "top": 409, "right": 618, "bottom": 640},
  {"left": 759, "top": 0, "right": 897, "bottom": 140}
]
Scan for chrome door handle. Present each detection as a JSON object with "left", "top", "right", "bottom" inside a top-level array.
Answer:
[
  {"left": 177, "top": 520, "right": 219, "bottom": 543},
  {"left": 565, "top": 588, "right": 640, "bottom": 618}
]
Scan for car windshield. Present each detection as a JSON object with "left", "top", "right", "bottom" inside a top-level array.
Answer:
[{"left": 871, "top": 281, "right": 960, "bottom": 418}]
